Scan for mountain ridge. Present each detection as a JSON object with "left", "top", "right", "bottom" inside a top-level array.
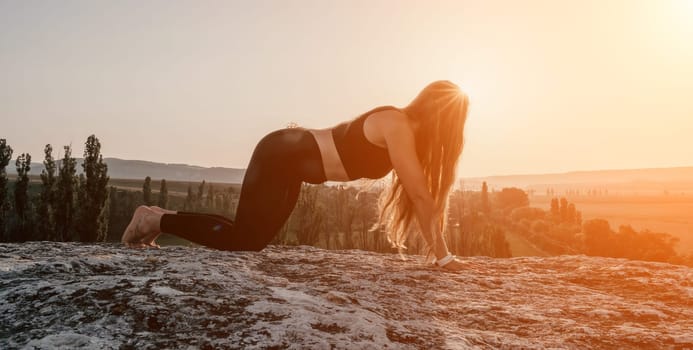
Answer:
[{"left": 10, "top": 157, "right": 246, "bottom": 184}]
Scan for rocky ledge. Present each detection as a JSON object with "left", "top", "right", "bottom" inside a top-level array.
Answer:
[{"left": 0, "top": 242, "right": 691, "bottom": 349}]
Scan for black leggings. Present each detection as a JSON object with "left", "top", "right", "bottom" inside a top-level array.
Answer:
[{"left": 159, "top": 128, "right": 326, "bottom": 251}]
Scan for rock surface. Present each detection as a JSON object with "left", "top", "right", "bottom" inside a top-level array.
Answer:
[{"left": 1, "top": 242, "right": 691, "bottom": 349}]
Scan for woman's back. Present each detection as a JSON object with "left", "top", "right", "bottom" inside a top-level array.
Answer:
[{"left": 331, "top": 106, "right": 401, "bottom": 180}]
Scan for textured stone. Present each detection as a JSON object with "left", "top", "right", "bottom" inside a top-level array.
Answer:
[{"left": 0, "top": 242, "right": 691, "bottom": 349}]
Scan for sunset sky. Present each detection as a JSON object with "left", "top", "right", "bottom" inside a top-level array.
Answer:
[{"left": 1, "top": 0, "right": 691, "bottom": 177}]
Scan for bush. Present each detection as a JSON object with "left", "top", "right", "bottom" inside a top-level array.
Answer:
[
  {"left": 511, "top": 207, "right": 546, "bottom": 222},
  {"left": 496, "top": 187, "right": 529, "bottom": 211}
]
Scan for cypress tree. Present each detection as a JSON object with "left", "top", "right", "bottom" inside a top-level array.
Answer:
[
  {"left": 157, "top": 179, "right": 168, "bottom": 208},
  {"left": 559, "top": 197, "right": 568, "bottom": 223},
  {"left": 481, "top": 181, "right": 490, "bottom": 214},
  {"left": 76, "top": 135, "right": 110, "bottom": 242},
  {"left": 550, "top": 197, "right": 560, "bottom": 222},
  {"left": 37, "top": 144, "right": 57, "bottom": 240},
  {"left": 207, "top": 183, "right": 214, "bottom": 209},
  {"left": 197, "top": 180, "right": 206, "bottom": 209},
  {"left": 12, "top": 153, "right": 32, "bottom": 241},
  {"left": 0, "top": 139, "right": 12, "bottom": 241},
  {"left": 107, "top": 186, "right": 119, "bottom": 241},
  {"left": 567, "top": 203, "right": 577, "bottom": 225},
  {"left": 184, "top": 184, "right": 193, "bottom": 211},
  {"left": 97, "top": 188, "right": 110, "bottom": 242},
  {"left": 55, "top": 145, "right": 77, "bottom": 241},
  {"left": 220, "top": 188, "right": 231, "bottom": 214},
  {"left": 75, "top": 173, "right": 87, "bottom": 238},
  {"left": 142, "top": 176, "right": 152, "bottom": 206}
]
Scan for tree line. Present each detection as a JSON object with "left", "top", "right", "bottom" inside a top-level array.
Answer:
[
  {"left": 2, "top": 136, "right": 690, "bottom": 266},
  {"left": 480, "top": 182, "right": 692, "bottom": 266},
  {"left": 544, "top": 188, "right": 609, "bottom": 197},
  {"left": 101, "top": 176, "right": 510, "bottom": 258},
  {"left": 0, "top": 137, "right": 109, "bottom": 242}
]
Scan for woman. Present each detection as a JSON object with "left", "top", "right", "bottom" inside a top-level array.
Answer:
[{"left": 122, "top": 80, "right": 469, "bottom": 271}]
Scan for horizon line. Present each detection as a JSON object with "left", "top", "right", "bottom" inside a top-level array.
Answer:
[{"left": 10, "top": 156, "right": 693, "bottom": 180}]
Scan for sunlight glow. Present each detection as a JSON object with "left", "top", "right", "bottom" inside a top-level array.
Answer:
[
  {"left": 1, "top": 1, "right": 691, "bottom": 177},
  {"left": 679, "top": 0, "right": 693, "bottom": 13},
  {"left": 669, "top": 0, "right": 693, "bottom": 34}
]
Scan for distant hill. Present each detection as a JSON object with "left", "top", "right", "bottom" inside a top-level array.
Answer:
[
  {"left": 9, "top": 158, "right": 245, "bottom": 184},
  {"left": 462, "top": 166, "right": 693, "bottom": 195}
]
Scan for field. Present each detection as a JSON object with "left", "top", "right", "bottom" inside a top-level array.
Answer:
[
  {"left": 26, "top": 175, "right": 242, "bottom": 197},
  {"left": 530, "top": 194, "right": 693, "bottom": 255},
  {"left": 106, "top": 177, "right": 242, "bottom": 196}
]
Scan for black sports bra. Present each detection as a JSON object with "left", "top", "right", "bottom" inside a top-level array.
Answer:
[{"left": 331, "top": 106, "right": 398, "bottom": 180}]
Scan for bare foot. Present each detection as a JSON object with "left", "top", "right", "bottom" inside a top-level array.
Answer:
[
  {"left": 142, "top": 206, "right": 176, "bottom": 248},
  {"left": 138, "top": 212, "right": 163, "bottom": 248},
  {"left": 122, "top": 206, "right": 161, "bottom": 249},
  {"left": 122, "top": 206, "right": 149, "bottom": 248}
]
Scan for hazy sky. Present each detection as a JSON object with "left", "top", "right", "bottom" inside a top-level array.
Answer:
[{"left": 1, "top": 0, "right": 691, "bottom": 177}]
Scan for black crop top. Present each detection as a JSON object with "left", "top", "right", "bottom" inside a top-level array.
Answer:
[{"left": 332, "top": 106, "right": 398, "bottom": 180}]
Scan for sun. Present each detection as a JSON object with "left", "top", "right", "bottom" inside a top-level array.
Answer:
[
  {"left": 670, "top": 0, "right": 693, "bottom": 32},
  {"left": 680, "top": 0, "right": 693, "bottom": 13}
]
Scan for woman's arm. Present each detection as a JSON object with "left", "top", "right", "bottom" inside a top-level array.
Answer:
[{"left": 374, "top": 110, "right": 465, "bottom": 270}]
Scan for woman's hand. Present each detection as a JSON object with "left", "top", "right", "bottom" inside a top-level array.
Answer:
[{"left": 441, "top": 258, "right": 466, "bottom": 272}]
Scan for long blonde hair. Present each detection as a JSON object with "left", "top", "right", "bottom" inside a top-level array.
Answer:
[{"left": 375, "top": 80, "right": 469, "bottom": 252}]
